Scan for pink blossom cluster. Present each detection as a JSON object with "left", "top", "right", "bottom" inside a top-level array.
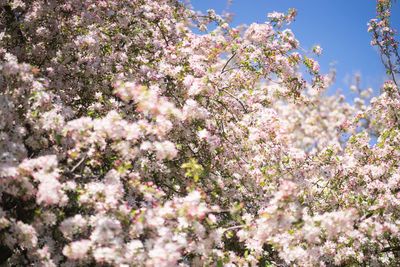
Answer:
[{"left": 0, "top": 0, "right": 399, "bottom": 266}]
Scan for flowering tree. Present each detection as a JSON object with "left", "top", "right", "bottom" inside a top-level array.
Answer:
[{"left": 0, "top": 0, "right": 399, "bottom": 266}]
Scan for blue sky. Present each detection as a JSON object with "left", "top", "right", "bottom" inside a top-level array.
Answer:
[{"left": 190, "top": 0, "right": 400, "bottom": 98}]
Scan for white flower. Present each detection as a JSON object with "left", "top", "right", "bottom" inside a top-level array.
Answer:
[
  {"left": 63, "top": 240, "right": 91, "bottom": 260},
  {"left": 153, "top": 141, "right": 178, "bottom": 160}
]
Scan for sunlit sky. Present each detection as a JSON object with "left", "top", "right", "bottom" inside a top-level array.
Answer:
[{"left": 190, "top": 0, "right": 400, "bottom": 98}]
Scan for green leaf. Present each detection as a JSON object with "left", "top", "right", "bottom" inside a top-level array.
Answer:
[
  {"left": 181, "top": 158, "right": 204, "bottom": 182},
  {"left": 55, "top": 134, "right": 62, "bottom": 145}
]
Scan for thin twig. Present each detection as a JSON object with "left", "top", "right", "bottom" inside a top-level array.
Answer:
[
  {"left": 220, "top": 88, "right": 249, "bottom": 113},
  {"left": 70, "top": 155, "right": 87, "bottom": 173},
  {"left": 221, "top": 52, "right": 237, "bottom": 74}
]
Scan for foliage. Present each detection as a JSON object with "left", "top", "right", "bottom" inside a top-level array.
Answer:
[{"left": 0, "top": 0, "right": 399, "bottom": 266}]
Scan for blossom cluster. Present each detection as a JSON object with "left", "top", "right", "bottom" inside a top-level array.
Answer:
[
  {"left": 368, "top": 0, "right": 400, "bottom": 86},
  {"left": 0, "top": 0, "right": 399, "bottom": 266}
]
